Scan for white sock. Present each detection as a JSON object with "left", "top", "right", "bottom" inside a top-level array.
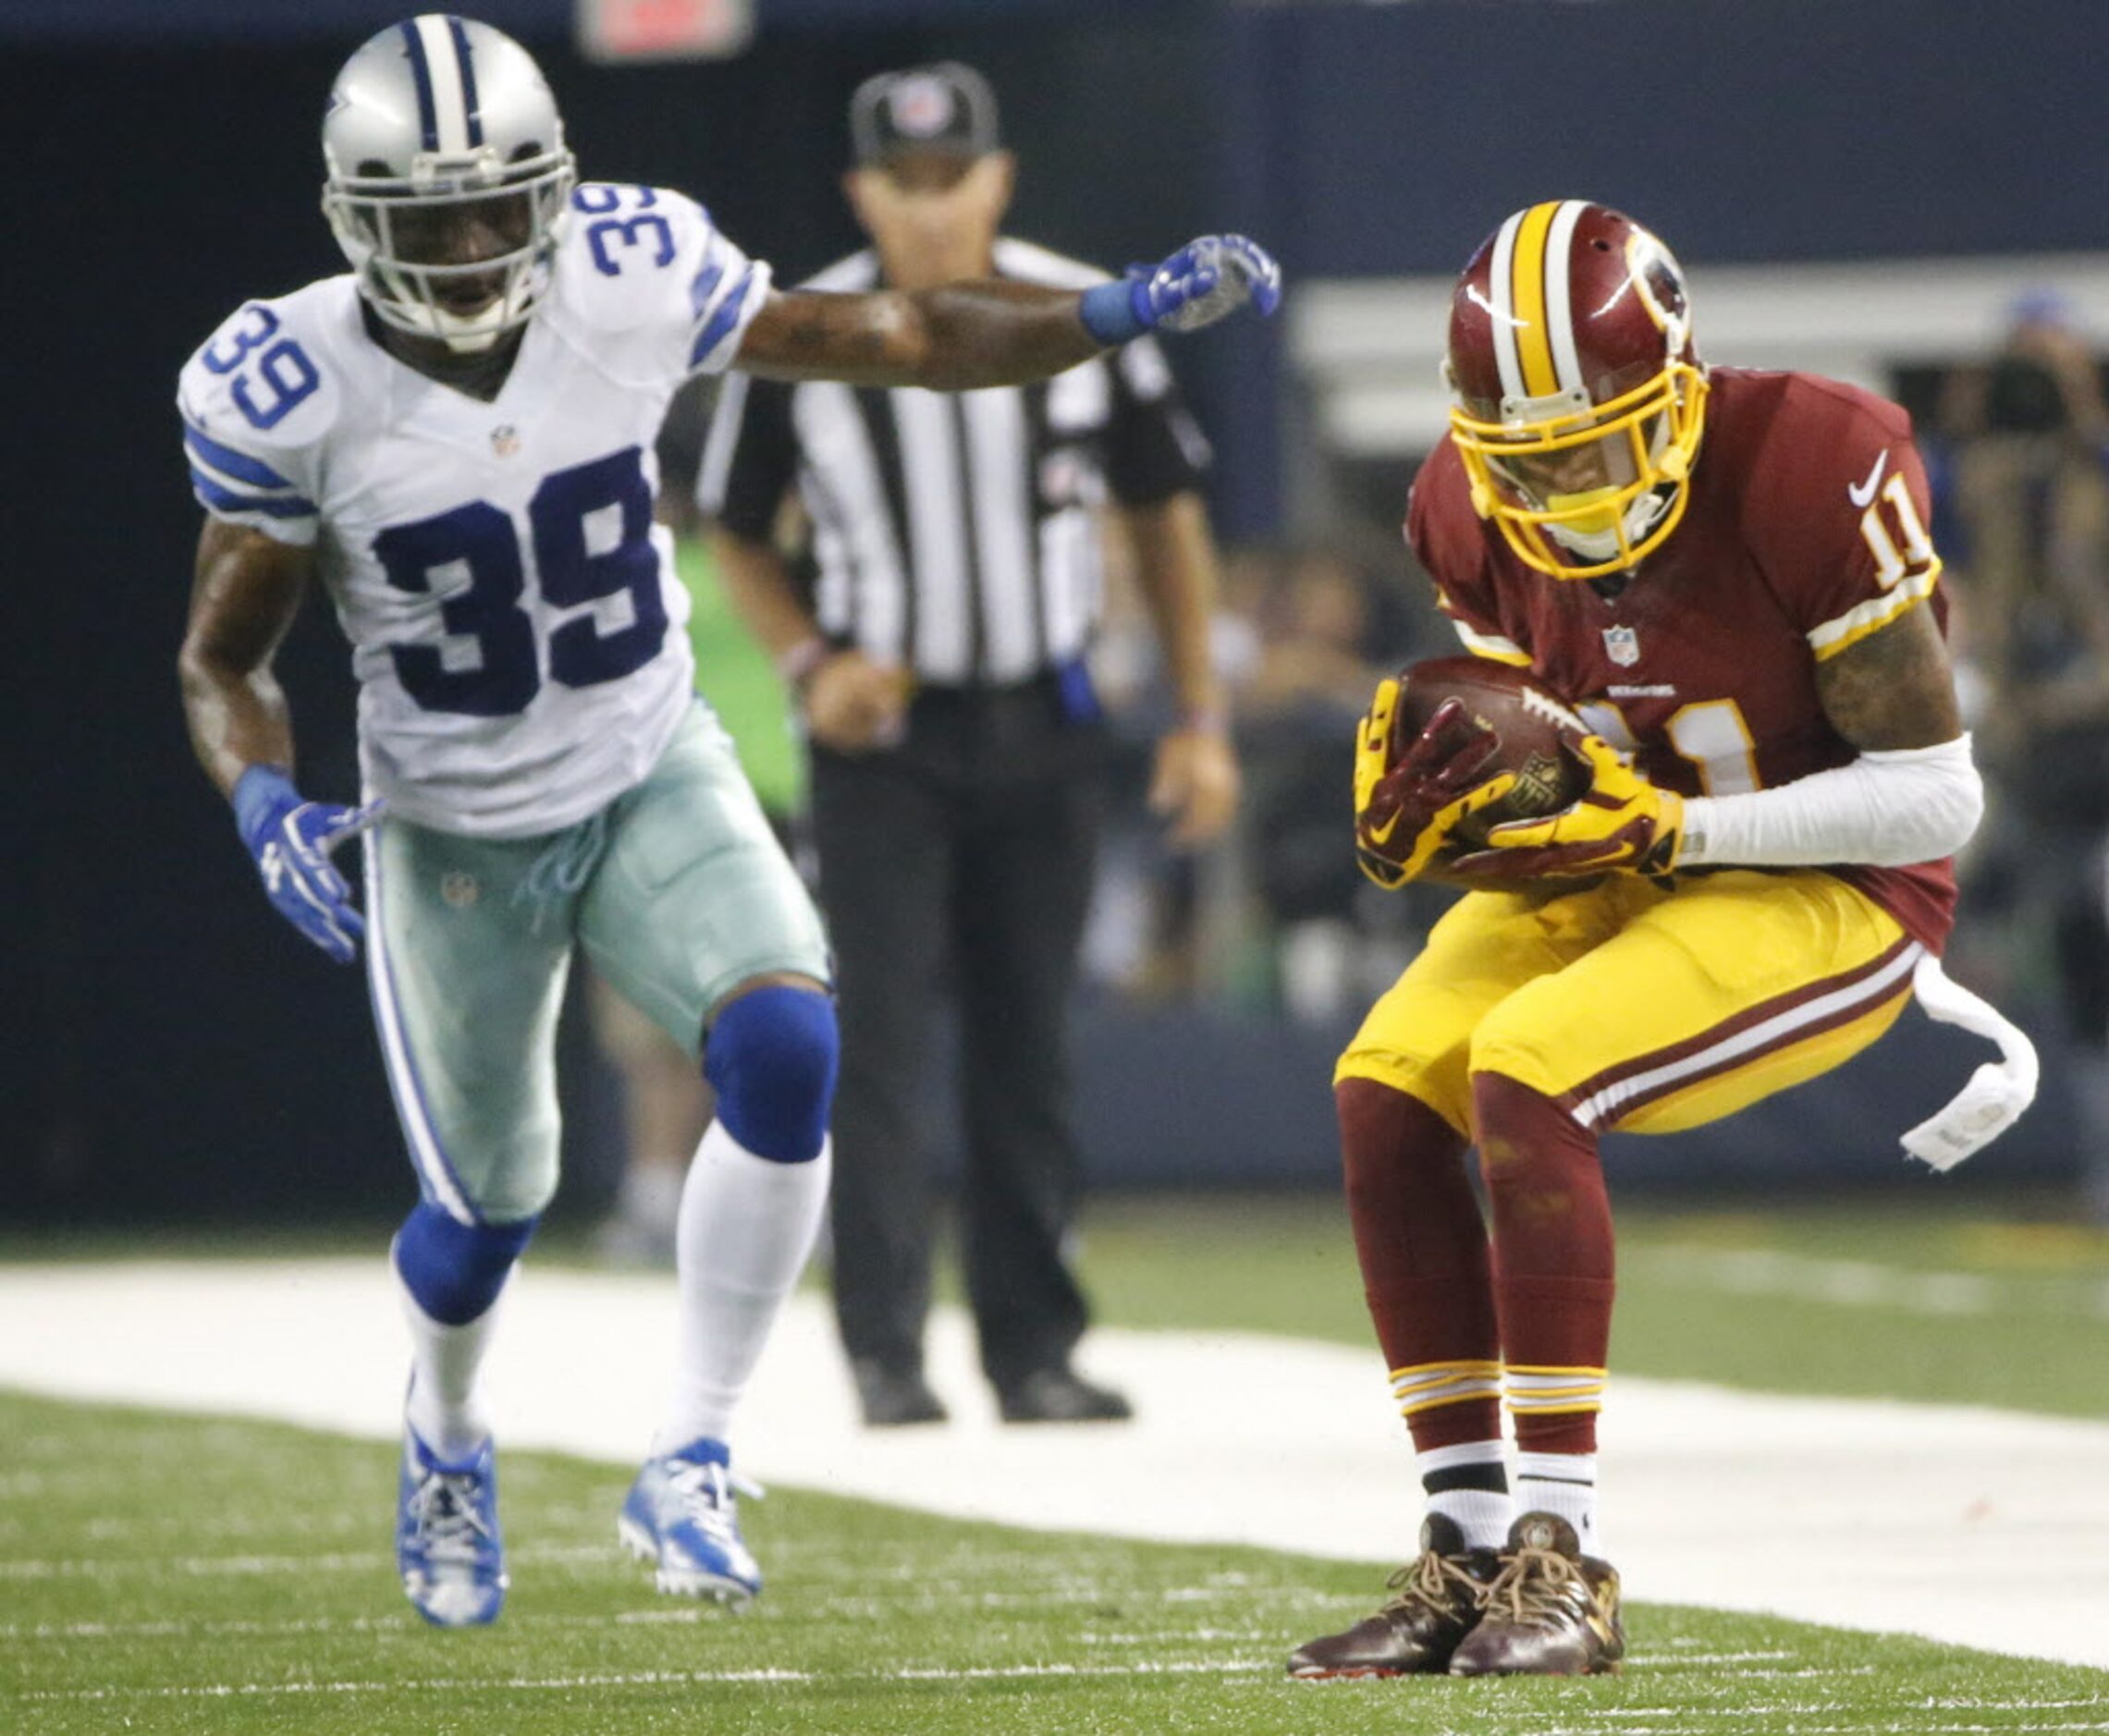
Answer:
[
  {"left": 614, "top": 1159, "right": 685, "bottom": 1229},
  {"left": 1514, "top": 1449, "right": 1600, "bottom": 1555},
  {"left": 393, "top": 1253, "right": 502, "bottom": 1461},
  {"left": 651, "top": 1123, "right": 831, "bottom": 1457},
  {"left": 1416, "top": 1439, "right": 1513, "bottom": 1551}
]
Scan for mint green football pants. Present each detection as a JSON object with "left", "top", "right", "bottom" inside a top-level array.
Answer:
[{"left": 361, "top": 703, "right": 831, "bottom": 1224}]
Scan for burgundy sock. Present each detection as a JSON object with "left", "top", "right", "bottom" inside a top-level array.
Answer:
[
  {"left": 1338, "top": 1077, "right": 1501, "bottom": 1450},
  {"left": 1472, "top": 1070, "right": 1615, "bottom": 1457}
]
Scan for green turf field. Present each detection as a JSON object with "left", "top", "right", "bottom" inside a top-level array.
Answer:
[
  {"left": 1078, "top": 1194, "right": 2109, "bottom": 1421},
  {"left": 6, "top": 1197, "right": 2107, "bottom": 1730},
  {"left": 3, "top": 1389, "right": 2104, "bottom": 1735}
]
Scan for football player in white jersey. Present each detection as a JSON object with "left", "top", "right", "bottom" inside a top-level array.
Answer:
[{"left": 176, "top": 14, "right": 1281, "bottom": 1629}]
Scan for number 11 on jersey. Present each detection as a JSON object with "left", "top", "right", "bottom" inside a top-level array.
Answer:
[{"left": 1578, "top": 697, "right": 1762, "bottom": 796}]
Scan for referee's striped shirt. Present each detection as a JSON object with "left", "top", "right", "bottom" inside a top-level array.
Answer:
[{"left": 698, "top": 238, "right": 1212, "bottom": 687}]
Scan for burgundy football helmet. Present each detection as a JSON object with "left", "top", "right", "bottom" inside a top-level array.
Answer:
[{"left": 1445, "top": 201, "right": 1709, "bottom": 579}]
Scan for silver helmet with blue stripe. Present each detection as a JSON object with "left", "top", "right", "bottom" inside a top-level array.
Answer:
[{"left": 322, "top": 15, "right": 575, "bottom": 352}]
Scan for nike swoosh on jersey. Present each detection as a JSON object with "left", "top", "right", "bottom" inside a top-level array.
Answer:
[{"left": 1847, "top": 450, "right": 1889, "bottom": 508}]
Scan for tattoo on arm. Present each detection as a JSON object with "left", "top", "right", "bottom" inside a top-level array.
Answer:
[
  {"left": 756, "top": 290, "right": 909, "bottom": 372},
  {"left": 739, "top": 283, "right": 1103, "bottom": 390},
  {"left": 1817, "top": 599, "right": 1964, "bottom": 752}
]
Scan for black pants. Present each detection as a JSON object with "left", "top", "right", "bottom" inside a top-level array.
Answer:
[{"left": 811, "top": 677, "right": 1104, "bottom": 1393}]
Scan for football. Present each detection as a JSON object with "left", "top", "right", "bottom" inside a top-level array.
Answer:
[{"left": 1384, "top": 654, "right": 1591, "bottom": 847}]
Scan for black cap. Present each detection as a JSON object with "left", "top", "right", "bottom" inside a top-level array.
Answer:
[{"left": 849, "top": 63, "right": 999, "bottom": 166}]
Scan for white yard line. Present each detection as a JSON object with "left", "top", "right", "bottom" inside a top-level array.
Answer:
[
  {"left": 16, "top": 1660, "right": 1279, "bottom": 1708},
  {"left": 1, "top": 1258, "right": 2105, "bottom": 1670}
]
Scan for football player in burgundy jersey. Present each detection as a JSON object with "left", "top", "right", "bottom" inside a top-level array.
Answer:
[{"left": 1290, "top": 201, "right": 2031, "bottom": 1680}]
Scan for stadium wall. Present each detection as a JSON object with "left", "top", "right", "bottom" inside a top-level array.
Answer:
[{"left": 5, "top": 3, "right": 2098, "bottom": 1221}]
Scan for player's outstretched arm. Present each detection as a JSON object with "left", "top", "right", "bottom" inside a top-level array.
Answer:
[
  {"left": 180, "top": 520, "right": 384, "bottom": 962},
  {"left": 736, "top": 234, "right": 1281, "bottom": 390}
]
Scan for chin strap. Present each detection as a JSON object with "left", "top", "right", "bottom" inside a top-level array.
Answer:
[{"left": 1899, "top": 953, "right": 2039, "bottom": 1171}]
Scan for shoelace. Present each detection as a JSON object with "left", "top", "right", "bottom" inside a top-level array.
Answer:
[
  {"left": 407, "top": 1470, "right": 495, "bottom": 1568},
  {"left": 1476, "top": 1544, "right": 1588, "bottom": 1627},
  {"left": 1379, "top": 1547, "right": 1486, "bottom": 1619},
  {"left": 663, "top": 1460, "right": 765, "bottom": 1546}
]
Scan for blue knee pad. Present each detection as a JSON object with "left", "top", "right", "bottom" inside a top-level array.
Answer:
[
  {"left": 393, "top": 1201, "right": 538, "bottom": 1326},
  {"left": 704, "top": 984, "right": 838, "bottom": 1164}
]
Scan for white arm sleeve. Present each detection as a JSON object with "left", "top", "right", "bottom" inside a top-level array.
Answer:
[{"left": 1679, "top": 734, "right": 1982, "bottom": 868}]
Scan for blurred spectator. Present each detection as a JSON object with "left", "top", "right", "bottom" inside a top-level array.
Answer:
[
  {"left": 1228, "top": 541, "right": 1439, "bottom": 1022},
  {"left": 1940, "top": 289, "right": 2109, "bottom": 769},
  {"left": 1937, "top": 289, "right": 2109, "bottom": 1214},
  {"left": 1244, "top": 543, "right": 1389, "bottom": 716}
]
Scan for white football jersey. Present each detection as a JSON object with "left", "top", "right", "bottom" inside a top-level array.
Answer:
[{"left": 178, "top": 183, "right": 771, "bottom": 837}]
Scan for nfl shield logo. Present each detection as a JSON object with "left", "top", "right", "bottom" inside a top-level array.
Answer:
[
  {"left": 1602, "top": 625, "right": 1640, "bottom": 667},
  {"left": 491, "top": 425, "right": 521, "bottom": 458}
]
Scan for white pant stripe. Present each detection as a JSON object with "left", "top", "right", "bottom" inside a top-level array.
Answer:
[
  {"left": 1575, "top": 941, "right": 1923, "bottom": 1129},
  {"left": 362, "top": 827, "right": 475, "bottom": 1224}
]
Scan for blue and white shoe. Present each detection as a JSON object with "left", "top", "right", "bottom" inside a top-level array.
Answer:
[
  {"left": 396, "top": 1426, "right": 508, "bottom": 1628},
  {"left": 617, "top": 1436, "right": 763, "bottom": 1605}
]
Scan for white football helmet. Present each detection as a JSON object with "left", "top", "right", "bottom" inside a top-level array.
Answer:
[{"left": 322, "top": 15, "right": 576, "bottom": 352}]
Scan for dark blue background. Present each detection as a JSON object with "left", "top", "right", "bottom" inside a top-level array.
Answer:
[{"left": 4, "top": 0, "right": 2094, "bottom": 1219}]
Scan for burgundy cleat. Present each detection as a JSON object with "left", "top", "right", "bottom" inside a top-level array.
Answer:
[
  {"left": 1287, "top": 1513, "right": 1502, "bottom": 1678},
  {"left": 1447, "top": 1511, "right": 1625, "bottom": 1677}
]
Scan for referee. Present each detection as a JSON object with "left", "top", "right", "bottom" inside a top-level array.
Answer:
[{"left": 700, "top": 63, "right": 1240, "bottom": 1426}]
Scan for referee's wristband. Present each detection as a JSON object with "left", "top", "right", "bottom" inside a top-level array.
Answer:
[{"left": 778, "top": 636, "right": 830, "bottom": 692}]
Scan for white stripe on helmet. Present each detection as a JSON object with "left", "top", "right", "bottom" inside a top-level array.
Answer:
[
  {"left": 412, "top": 14, "right": 472, "bottom": 155},
  {"left": 1486, "top": 209, "right": 1527, "bottom": 404}
]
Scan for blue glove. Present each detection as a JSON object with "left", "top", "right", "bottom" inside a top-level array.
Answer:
[
  {"left": 1078, "top": 235, "right": 1282, "bottom": 345},
  {"left": 231, "top": 766, "right": 386, "bottom": 964}
]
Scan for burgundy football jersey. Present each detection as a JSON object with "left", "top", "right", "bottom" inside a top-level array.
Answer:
[{"left": 1407, "top": 367, "right": 1956, "bottom": 950}]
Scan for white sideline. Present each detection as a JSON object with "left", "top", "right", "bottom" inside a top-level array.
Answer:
[{"left": 1, "top": 1258, "right": 2104, "bottom": 1670}]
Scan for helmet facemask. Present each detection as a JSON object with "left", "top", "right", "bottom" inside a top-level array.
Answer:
[
  {"left": 324, "top": 143, "right": 574, "bottom": 353},
  {"left": 1450, "top": 359, "right": 1708, "bottom": 579}
]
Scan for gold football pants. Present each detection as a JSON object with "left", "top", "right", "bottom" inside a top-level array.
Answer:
[{"left": 1337, "top": 869, "right": 1920, "bottom": 1137}]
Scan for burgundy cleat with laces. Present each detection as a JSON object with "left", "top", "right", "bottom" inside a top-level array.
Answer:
[
  {"left": 1447, "top": 1510, "right": 1625, "bottom": 1677},
  {"left": 1287, "top": 1513, "right": 1502, "bottom": 1678}
]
